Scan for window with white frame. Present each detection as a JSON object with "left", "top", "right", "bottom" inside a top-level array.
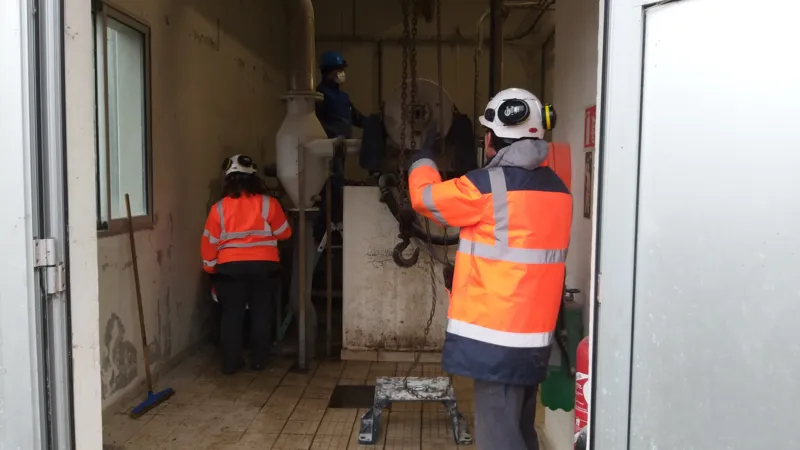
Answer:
[{"left": 93, "top": 4, "right": 152, "bottom": 232}]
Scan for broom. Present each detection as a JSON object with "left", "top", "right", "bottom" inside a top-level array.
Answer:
[{"left": 126, "top": 194, "right": 175, "bottom": 418}]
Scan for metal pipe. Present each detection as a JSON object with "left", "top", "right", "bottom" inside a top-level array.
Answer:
[
  {"left": 317, "top": 1, "right": 548, "bottom": 48},
  {"left": 504, "top": 0, "right": 545, "bottom": 6},
  {"left": 507, "top": 0, "right": 556, "bottom": 41},
  {"left": 377, "top": 41, "right": 384, "bottom": 108},
  {"left": 489, "top": 0, "right": 504, "bottom": 96},
  {"left": 474, "top": 1, "right": 549, "bottom": 44},
  {"left": 436, "top": 0, "right": 445, "bottom": 151},
  {"left": 101, "top": 8, "right": 112, "bottom": 226},
  {"left": 313, "top": 289, "right": 343, "bottom": 298},
  {"left": 287, "top": 0, "right": 316, "bottom": 93},
  {"left": 317, "top": 34, "right": 524, "bottom": 48},
  {"left": 297, "top": 141, "right": 307, "bottom": 370},
  {"left": 540, "top": 30, "right": 555, "bottom": 98},
  {"left": 305, "top": 138, "right": 361, "bottom": 158},
  {"left": 275, "top": 286, "right": 283, "bottom": 344},
  {"left": 473, "top": 10, "right": 486, "bottom": 140},
  {"left": 351, "top": 0, "right": 357, "bottom": 37},
  {"left": 325, "top": 173, "right": 333, "bottom": 358}
]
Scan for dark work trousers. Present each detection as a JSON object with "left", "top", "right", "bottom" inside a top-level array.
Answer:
[
  {"left": 474, "top": 379, "right": 540, "bottom": 450},
  {"left": 214, "top": 261, "right": 280, "bottom": 372}
]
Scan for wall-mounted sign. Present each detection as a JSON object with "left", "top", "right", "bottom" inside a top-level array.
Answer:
[
  {"left": 584, "top": 105, "right": 596, "bottom": 149},
  {"left": 583, "top": 105, "right": 596, "bottom": 219},
  {"left": 584, "top": 150, "right": 594, "bottom": 219}
]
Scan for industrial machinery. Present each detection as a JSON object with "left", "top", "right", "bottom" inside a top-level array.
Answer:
[
  {"left": 359, "top": 78, "right": 474, "bottom": 268},
  {"left": 273, "top": 0, "right": 564, "bottom": 446},
  {"left": 268, "top": 0, "right": 475, "bottom": 444}
]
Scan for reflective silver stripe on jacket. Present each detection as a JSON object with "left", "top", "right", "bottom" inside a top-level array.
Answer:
[
  {"left": 217, "top": 241, "right": 278, "bottom": 250},
  {"left": 203, "top": 229, "right": 219, "bottom": 244},
  {"left": 273, "top": 220, "right": 289, "bottom": 235},
  {"left": 212, "top": 195, "right": 278, "bottom": 249},
  {"left": 422, "top": 185, "right": 450, "bottom": 227},
  {"left": 447, "top": 319, "right": 553, "bottom": 348},
  {"left": 409, "top": 158, "right": 438, "bottom": 172},
  {"left": 457, "top": 168, "right": 567, "bottom": 264},
  {"left": 458, "top": 239, "right": 567, "bottom": 264},
  {"left": 410, "top": 158, "right": 450, "bottom": 227}
]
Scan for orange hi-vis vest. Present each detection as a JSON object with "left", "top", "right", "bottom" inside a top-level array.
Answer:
[
  {"left": 201, "top": 194, "right": 292, "bottom": 273},
  {"left": 409, "top": 139, "right": 573, "bottom": 385}
]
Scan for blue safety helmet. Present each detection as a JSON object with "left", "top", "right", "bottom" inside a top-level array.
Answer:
[{"left": 320, "top": 51, "right": 347, "bottom": 74}]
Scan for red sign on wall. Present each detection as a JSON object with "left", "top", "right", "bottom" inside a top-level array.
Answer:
[{"left": 584, "top": 105, "right": 597, "bottom": 149}]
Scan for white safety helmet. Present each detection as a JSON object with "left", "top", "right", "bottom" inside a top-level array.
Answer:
[
  {"left": 222, "top": 154, "right": 258, "bottom": 176},
  {"left": 478, "top": 87, "right": 557, "bottom": 140}
]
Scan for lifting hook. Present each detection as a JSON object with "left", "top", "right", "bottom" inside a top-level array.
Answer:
[{"left": 392, "top": 236, "right": 420, "bottom": 268}]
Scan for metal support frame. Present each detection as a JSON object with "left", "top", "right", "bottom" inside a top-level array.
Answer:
[
  {"left": 38, "top": 0, "right": 75, "bottom": 445},
  {"left": 289, "top": 211, "right": 318, "bottom": 368},
  {"left": 358, "top": 377, "right": 472, "bottom": 445},
  {"left": 325, "top": 174, "right": 333, "bottom": 358}
]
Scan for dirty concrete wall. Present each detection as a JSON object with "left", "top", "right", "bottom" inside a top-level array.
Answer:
[
  {"left": 553, "top": 0, "right": 600, "bottom": 318},
  {"left": 98, "top": 0, "right": 287, "bottom": 410},
  {"left": 342, "top": 187, "right": 455, "bottom": 354},
  {"left": 312, "top": 0, "right": 553, "bottom": 179}
]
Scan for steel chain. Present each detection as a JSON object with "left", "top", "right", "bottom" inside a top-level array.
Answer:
[
  {"left": 399, "top": 0, "right": 410, "bottom": 178},
  {"left": 399, "top": 0, "right": 453, "bottom": 401}
]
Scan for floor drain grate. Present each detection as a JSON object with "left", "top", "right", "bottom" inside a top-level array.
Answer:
[{"left": 327, "top": 385, "right": 375, "bottom": 409}]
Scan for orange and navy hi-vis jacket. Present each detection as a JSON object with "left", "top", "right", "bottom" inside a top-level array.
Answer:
[
  {"left": 409, "top": 139, "right": 572, "bottom": 385},
  {"left": 201, "top": 194, "right": 292, "bottom": 274}
]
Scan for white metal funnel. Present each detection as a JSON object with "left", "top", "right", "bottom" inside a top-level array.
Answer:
[{"left": 275, "top": 93, "right": 328, "bottom": 210}]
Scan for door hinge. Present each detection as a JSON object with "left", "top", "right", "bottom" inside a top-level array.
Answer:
[
  {"left": 34, "top": 238, "right": 66, "bottom": 295},
  {"left": 595, "top": 272, "right": 602, "bottom": 304}
]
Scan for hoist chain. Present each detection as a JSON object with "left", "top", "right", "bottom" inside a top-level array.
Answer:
[
  {"left": 397, "top": 0, "right": 453, "bottom": 401},
  {"left": 409, "top": 3, "right": 418, "bottom": 156},
  {"left": 399, "top": 0, "right": 410, "bottom": 186},
  {"left": 393, "top": 0, "right": 416, "bottom": 266}
]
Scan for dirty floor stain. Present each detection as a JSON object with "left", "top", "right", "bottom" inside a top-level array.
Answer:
[{"left": 103, "top": 346, "right": 479, "bottom": 449}]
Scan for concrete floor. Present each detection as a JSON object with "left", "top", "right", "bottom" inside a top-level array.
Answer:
[{"left": 103, "top": 347, "right": 572, "bottom": 449}]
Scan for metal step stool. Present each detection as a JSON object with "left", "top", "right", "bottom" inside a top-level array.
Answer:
[{"left": 358, "top": 376, "right": 473, "bottom": 445}]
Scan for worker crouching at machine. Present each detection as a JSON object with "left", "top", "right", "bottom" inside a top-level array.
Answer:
[
  {"left": 201, "top": 155, "right": 292, "bottom": 374},
  {"left": 408, "top": 88, "right": 573, "bottom": 450}
]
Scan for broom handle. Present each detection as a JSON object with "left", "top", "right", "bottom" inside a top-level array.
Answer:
[{"left": 125, "top": 194, "right": 154, "bottom": 392}]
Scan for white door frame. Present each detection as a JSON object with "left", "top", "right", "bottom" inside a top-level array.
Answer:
[
  {"left": 0, "top": 0, "right": 48, "bottom": 447},
  {"left": 589, "top": 0, "right": 672, "bottom": 448},
  {"left": 63, "top": 0, "right": 104, "bottom": 446},
  {"left": 1, "top": 0, "right": 96, "bottom": 448}
]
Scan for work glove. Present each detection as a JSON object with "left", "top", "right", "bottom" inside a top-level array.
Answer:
[{"left": 442, "top": 264, "right": 454, "bottom": 293}]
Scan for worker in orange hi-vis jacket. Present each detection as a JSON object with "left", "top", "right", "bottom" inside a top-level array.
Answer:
[
  {"left": 201, "top": 154, "right": 292, "bottom": 375},
  {"left": 408, "top": 88, "right": 573, "bottom": 450}
]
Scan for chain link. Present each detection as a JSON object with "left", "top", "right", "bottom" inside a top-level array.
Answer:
[
  {"left": 409, "top": 3, "right": 418, "bottom": 156},
  {"left": 399, "top": 0, "right": 409, "bottom": 172},
  {"left": 398, "top": 0, "right": 453, "bottom": 400}
]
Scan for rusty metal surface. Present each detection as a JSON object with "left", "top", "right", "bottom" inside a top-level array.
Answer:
[
  {"left": 358, "top": 376, "right": 472, "bottom": 445},
  {"left": 375, "top": 376, "right": 454, "bottom": 402}
]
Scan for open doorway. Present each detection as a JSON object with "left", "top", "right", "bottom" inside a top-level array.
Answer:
[{"left": 58, "top": 0, "right": 603, "bottom": 448}]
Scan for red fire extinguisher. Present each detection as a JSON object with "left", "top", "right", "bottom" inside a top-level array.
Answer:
[{"left": 574, "top": 336, "right": 590, "bottom": 450}]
